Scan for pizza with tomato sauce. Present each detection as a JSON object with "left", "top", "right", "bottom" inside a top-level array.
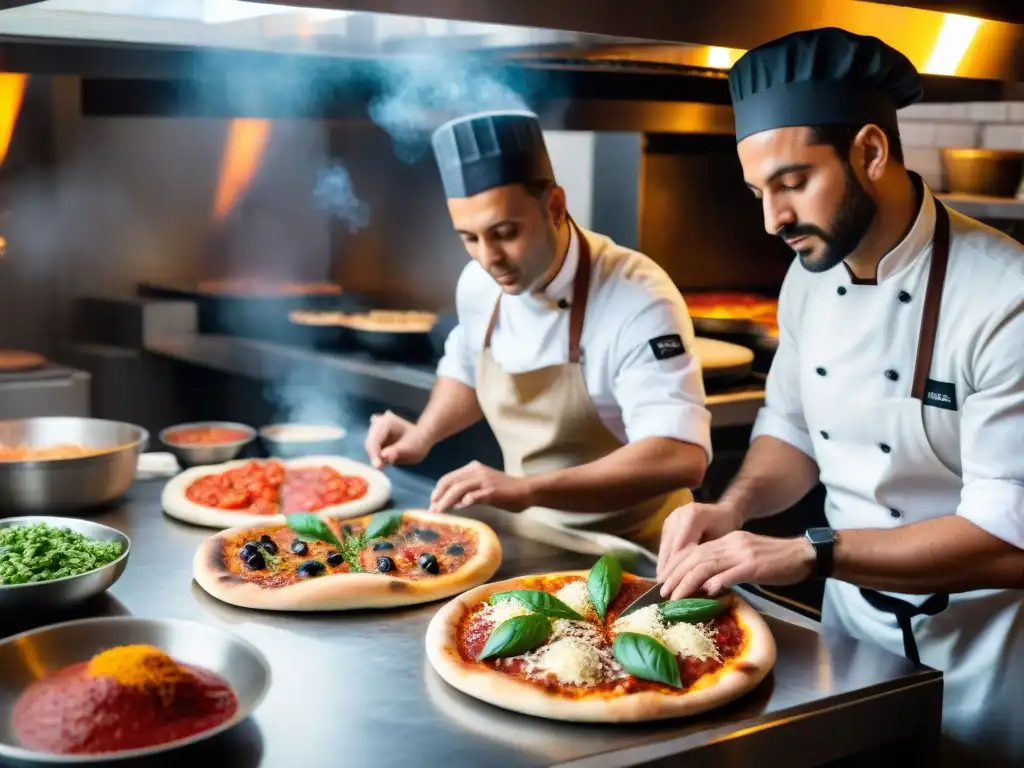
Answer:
[
  {"left": 161, "top": 456, "right": 390, "bottom": 529},
  {"left": 425, "top": 558, "right": 775, "bottom": 722},
  {"left": 193, "top": 509, "right": 501, "bottom": 611}
]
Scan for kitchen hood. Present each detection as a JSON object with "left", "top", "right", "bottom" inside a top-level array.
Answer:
[{"left": 0, "top": 0, "right": 1020, "bottom": 127}]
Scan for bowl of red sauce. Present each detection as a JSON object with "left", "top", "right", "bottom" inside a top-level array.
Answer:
[
  {"left": 159, "top": 422, "right": 256, "bottom": 467},
  {"left": 0, "top": 616, "right": 270, "bottom": 762}
]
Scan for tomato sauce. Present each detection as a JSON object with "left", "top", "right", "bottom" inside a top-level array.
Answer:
[
  {"left": 457, "top": 574, "right": 747, "bottom": 698},
  {"left": 164, "top": 427, "right": 251, "bottom": 446},
  {"left": 185, "top": 460, "right": 368, "bottom": 515},
  {"left": 13, "top": 662, "right": 236, "bottom": 755}
]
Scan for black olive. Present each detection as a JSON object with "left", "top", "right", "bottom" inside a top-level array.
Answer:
[
  {"left": 342, "top": 524, "right": 354, "bottom": 536},
  {"left": 240, "top": 542, "right": 259, "bottom": 559},
  {"left": 446, "top": 543, "right": 465, "bottom": 556},
  {"left": 417, "top": 552, "right": 440, "bottom": 575},
  {"left": 290, "top": 539, "right": 308, "bottom": 555},
  {"left": 245, "top": 552, "right": 266, "bottom": 570},
  {"left": 260, "top": 538, "right": 278, "bottom": 555},
  {"left": 326, "top": 552, "right": 345, "bottom": 568},
  {"left": 414, "top": 528, "right": 440, "bottom": 542},
  {"left": 297, "top": 560, "right": 326, "bottom": 578},
  {"left": 377, "top": 556, "right": 394, "bottom": 573},
  {"left": 372, "top": 541, "right": 394, "bottom": 551}
]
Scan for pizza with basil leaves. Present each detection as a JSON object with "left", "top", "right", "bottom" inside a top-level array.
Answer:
[
  {"left": 425, "top": 557, "right": 775, "bottom": 722},
  {"left": 193, "top": 508, "right": 501, "bottom": 611}
]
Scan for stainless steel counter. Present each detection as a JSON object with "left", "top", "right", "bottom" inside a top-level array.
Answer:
[{"left": 0, "top": 469, "right": 941, "bottom": 767}]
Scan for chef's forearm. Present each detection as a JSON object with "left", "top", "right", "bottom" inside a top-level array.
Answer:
[
  {"left": 720, "top": 436, "right": 820, "bottom": 523},
  {"left": 833, "top": 516, "right": 1024, "bottom": 594},
  {"left": 415, "top": 376, "right": 484, "bottom": 447},
  {"left": 523, "top": 437, "right": 707, "bottom": 514}
]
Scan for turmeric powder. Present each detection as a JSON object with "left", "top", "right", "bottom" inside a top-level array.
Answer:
[{"left": 87, "top": 645, "right": 196, "bottom": 705}]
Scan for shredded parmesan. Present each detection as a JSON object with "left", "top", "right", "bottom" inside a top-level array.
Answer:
[
  {"left": 477, "top": 598, "right": 531, "bottom": 624},
  {"left": 553, "top": 581, "right": 596, "bottom": 619},
  {"left": 522, "top": 637, "right": 607, "bottom": 686},
  {"left": 611, "top": 605, "right": 720, "bottom": 662}
]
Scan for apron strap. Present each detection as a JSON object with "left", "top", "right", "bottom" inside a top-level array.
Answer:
[
  {"left": 858, "top": 588, "right": 950, "bottom": 666},
  {"left": 482, "top": 216, "right": 593, "bottom": 364},
  {"left": 910, "top": 199, "right": 951, "bottom": 401}
]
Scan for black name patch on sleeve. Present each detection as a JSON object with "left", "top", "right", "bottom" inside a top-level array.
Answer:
[
  {"left": 923, "top": 379, "right": 957, "bottom": 411},
  {"left": 649, "top": 334, "right": 686, "bottom": 361}
]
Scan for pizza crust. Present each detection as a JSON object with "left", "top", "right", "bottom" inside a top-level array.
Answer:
[
  {"left": 425, "top": 572, "right": 776, "bottom": 723},
  {"left": 193, "top": 510, "right": 502, "bottom": 611},
  {"left": 161, "top": 455, "right": 391, "bottom": 529}
]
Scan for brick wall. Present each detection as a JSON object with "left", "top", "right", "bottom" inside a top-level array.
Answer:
[{"left": 898, "top": 102, "right": 1024, "bottom": 192}]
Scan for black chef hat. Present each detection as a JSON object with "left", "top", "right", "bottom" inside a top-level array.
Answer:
[
  {"left": 431, "top": 110, "right": 555, "bottom": 199},
  {"left": 728, "top": 27, "right": 923, "bottom": 143}
]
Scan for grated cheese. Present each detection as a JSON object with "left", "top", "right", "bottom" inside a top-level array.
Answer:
[
  {"left": 553, "top": 581, "right": 596, "bottom": 620},
  {"left": 522, "top": 637, "right": 607, "bottom": 686},
  {"left": 661, "top": 622, "right": 721, "bottom": 663},
  {"left": 611, "top": 605, "right": 666, "bottom": 638},
  {"left": 478, "top": 598, "right": 531, "bottom": 624}
]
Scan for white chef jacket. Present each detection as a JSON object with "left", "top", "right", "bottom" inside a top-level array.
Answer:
[
  {"left": 437, "top": 225, "right": 712, "bottom": 461},
  {"left": 752, "top": 186, "right": 1024, "bottom": 547}
]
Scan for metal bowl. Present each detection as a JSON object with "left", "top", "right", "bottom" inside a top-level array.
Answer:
[
  {"left": 258, "top": 423, "right": 347, "bottom": 458},
  {"left": 0, "top": 516, "right": 131, "bottom": 611},
  {"left": 159, "top": 421, "right": 256, "bottom": 467},
  {"left": 941, "top": 148, "right": 1024, "bottom": 197},
  {"left": 0, "top": 616, "right": 271, "bottom": 763},
  {"left": 0, "top": 418, "right": 148, "bottom": 515}
]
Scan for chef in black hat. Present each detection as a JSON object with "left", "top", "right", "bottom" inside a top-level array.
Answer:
[
  {"left": 656, "top": 27, "right": 1024, "bottom": 764},
  {"left": 365, "top": 109, "right": 711, "bottom": 550}
]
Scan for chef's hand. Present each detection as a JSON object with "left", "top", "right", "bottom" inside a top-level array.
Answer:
[
  {"left": 656, "top": 502, "right": 744, "bottom": 580},
  {"left": 659, "top": 531, "right": 816, "bottom": 600},
  {"left": 429, "top": 461, "right": 532, "bottom": 514},
  {"left": 364, "top": 411, "right": 432, "bottom": 469}
]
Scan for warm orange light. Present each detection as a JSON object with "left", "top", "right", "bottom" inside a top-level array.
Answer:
[
  {"left": 706, "top": 46, "right": 746, "bottom": 70},
  {"left": 924, "top": 13, "right": 982, "bottom": 76},
  {"left": 212, "top": 118, "right": 272, "bottom": 222},
  {"left": 0, "top": 73, "right": 28, "bottom": 168}
]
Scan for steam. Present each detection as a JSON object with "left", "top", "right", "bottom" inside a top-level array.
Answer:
[
  {"left": 313, "top": 163, "right": 370, "bottom": 233},
  {"left": 263, "top": 362, "right": 355, "bottom": 431},
  {"left": 368, "top": 54, "right": 536, "bottom": 163}
]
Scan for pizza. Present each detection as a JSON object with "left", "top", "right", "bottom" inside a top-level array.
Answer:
[
  {"left": 193, "top": 508, "right": 502, "bottom": 611},
  {"left": 684, "top": 291, "right": 778, "bottom": 335},
  {"left": 196, "top": 279, "right": 341, "bottom": 296},
  {"left": 161, "top": 456, "right": 390, "bottom": 529},
  {"left": 425, "top": 557, "right": 775, "bottom": 723}
]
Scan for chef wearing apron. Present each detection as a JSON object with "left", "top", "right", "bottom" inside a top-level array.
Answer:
[
  {"left": 364, "top": 110, "right": 711, "bottom": 551},
  {"left": 655, "top": 29, "right": 1024, "bottom": 764}
]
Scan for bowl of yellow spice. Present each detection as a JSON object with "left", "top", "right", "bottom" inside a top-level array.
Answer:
[{"left": 0, "top": 516, "right": 130, "bottom": 611}]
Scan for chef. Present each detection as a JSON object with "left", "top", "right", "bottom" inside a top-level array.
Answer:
[
  {"left": 655, "top": 27, "right": 1024, "bottom": 764},
  {"left": 364, "top": 109, "right": 711, "bottom": 550}
]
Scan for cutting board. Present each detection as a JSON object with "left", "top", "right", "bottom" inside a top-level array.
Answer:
[
  {"left": 692, "top": 337, "right": 754, "bottom": 381},
  {"left": 0, "top": 349, "right": 46, "bottom": 372}
]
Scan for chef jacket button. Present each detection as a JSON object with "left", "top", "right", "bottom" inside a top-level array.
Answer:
[
  {"left": 898, "top": 290, "right": 912, "bottom": 303},
  {"left": 815, "top": 366, "right": 827, "bottom": 377},
  {"left": 820, "top": 430, "right": 829, "bottom": 439},
  {"left": 884, "top": 369, "right": 899, "bottom": 381},
  {"left": 879, "top": 443, "right": 892, "bottom": 454},
  {"left": 837, "top": 286, "right": 847, "bottom": 296},
  {"left": 557, "top": 298, "right": 570, "bottom": 310},
  {"left": 890, "top": 508, "right": 902, "bottom": 519}
]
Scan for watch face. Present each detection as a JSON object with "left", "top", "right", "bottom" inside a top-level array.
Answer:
[{"left": 806, "top": 527, "right": 835, "bottom": 546}]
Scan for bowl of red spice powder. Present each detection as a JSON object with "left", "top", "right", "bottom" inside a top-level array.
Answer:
[{"left": 0, "top": 616, "right": 271, "bottom": 761}]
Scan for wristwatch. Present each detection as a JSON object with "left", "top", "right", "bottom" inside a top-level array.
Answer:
[{"left": 804, "top": 527, "right": 838, "bottom": 579}]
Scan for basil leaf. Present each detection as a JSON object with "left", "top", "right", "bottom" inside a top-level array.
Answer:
[
  {"left": 287, "top": 513, "right": 343, "bottom": 550},
  {"left": 612, "top": 632, "right": 682, "bottom": 688},
  {"left": 364, "top": 509, "right": 403, "bottom": 540},
  {"left": 587, "top": 554, "right": 623, "bottom": 621},
  {"left": 659, "top": 598, "right": 725, "bottom": 625},
  {"left": 488, "top": 590, "right": 584, "bottom": 621},
  {"left": 478, "top": 614, "right": 552, "bottom": 660}
]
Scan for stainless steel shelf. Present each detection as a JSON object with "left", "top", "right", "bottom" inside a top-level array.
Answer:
[{"left": 937, "top": 193, "right": 1024, "bottom": 221}]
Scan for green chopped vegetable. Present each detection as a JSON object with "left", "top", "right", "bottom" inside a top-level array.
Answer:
[{"left": 0, "top": 523, "right": 123, "bottom": 585}]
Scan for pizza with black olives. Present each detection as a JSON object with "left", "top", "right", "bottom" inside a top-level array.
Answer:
[
  {"left": 425, "top": 557, "right": 775, "bottom": 723},
  {"left": 193, "top": 509, "right": 501, "bottom": 611}
]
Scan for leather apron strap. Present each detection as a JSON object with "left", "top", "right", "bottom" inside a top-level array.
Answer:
[
  {"left": 483, "top": 215, "right": 592, "bottom": 360},
  {"left": 859, "top": 198, "right": 952, "bottom": 667}
]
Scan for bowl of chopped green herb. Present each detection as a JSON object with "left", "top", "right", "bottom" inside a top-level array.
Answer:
[{"left": 0, "top": 517, "right": 130, "bottom": 610}]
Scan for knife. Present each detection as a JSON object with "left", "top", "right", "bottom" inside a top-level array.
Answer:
[{"left": 617, "top": 581, "right": 664, "bottom": 618}]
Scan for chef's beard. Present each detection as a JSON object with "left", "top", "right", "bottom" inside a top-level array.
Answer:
[{"left": 778, "top": 165, "right": 877, "bottom": 274}]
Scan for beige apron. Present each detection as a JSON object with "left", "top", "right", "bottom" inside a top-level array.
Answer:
[{"left": 474, "top": 218, "right": 693, "bottom": 553}]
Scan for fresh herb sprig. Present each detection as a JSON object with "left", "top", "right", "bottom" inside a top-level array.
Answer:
[{"left": 286, "top": 509, "right": 405, "bottom": 574}]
